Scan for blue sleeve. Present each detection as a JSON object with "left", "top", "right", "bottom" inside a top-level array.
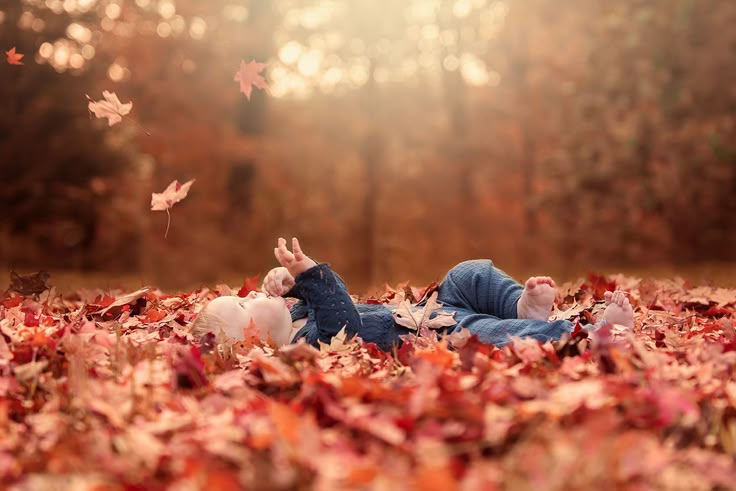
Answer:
[{"left": 289, "top": 263, "right": 362, "bottom": 346}]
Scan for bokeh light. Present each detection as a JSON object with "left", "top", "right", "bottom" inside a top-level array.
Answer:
[{"left": 15, "top": 0, "right": 508, "bottom": 91}]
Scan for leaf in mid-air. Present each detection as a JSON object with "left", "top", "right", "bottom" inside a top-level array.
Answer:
[
  {"left": 151, "top": 179, "right": 195, "bottom": 212},
  {"left": 151, "top": 179, "right": 195, "bottom": 237},
  {"left": 6, "top": 47, "right": 24, "bottom": 65},
  {"left": 233, "top": 59, "right": 268, "bottom": 100},
  {"left": 86, "top": 91, "right": 132, "bottom": 126}
]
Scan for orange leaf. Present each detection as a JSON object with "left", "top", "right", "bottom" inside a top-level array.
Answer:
[
  {"left": 413, "top": 464, "right": 458, "bottom": 491},
  {"left": 269, "top": 401, "right": 300, "bottom": 446},
  {"left": 6, "top": 47, "right": 24, "bottom": 65},
  {"left": 414, "top": 340, "right": 456, "bottom": 369}
]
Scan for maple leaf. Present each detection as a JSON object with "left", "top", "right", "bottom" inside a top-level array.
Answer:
[
  {"left": 6, "top": 47, "right": 24, "bottom": 65},
  {"left": 392, "top": 292, "right": 456, "bottom": 331},
  {"left": 237, "top": 275, "right": 261, "bottom": 297},
  {"left": 233, "top": 59, "right": 268, "bottom": 100},
  {"left": 151, "top": 179, "right": 195, "bottom": 238},
  {"left": 86, "top": 91, "right": 132, "bottom": 126},
  {"left": 318, "top": 326, "right": 355, "bottom": 353}
]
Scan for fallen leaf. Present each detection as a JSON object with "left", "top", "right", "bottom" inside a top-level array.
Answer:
[
  {"left": 233, "top": 59, "right": 268, "bottom": 100},
  {"left": 86, "top": 91, "right": 132, "bottom": 126},
  {"left": 392, "top": 292, "right": 456, "bottom": 331},
  {"left": 237, "top": 275, "right": 261, "bottom": 297},
  {"left": 6, "top": 47, "right": 24, "bottom": 65},
  {"left": 96, "top": 287, "right": 151, "bottom": 317}
]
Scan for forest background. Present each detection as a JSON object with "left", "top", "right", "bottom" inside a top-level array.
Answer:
[{"left": 1, "top": 0, "right": 735, "bottom": 293}]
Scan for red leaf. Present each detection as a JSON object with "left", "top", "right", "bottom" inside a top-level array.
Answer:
[
  {"left": 236, "top": 275, "right": 261, "bottom": 297},
  {"left": 583, "top": 272, "right": 617, "bottom": 301},
  {"left": 22, "top": 309, "right": 39, "bottom": 327},
  {"left": 173, "top": 345, "right": 208, "bottom": 389},
  {"left": 142, "top": 308, "right": 167, "bottom": 323},
  {"left": 2, "top": 296, "right": 23, "bottom": 308}
]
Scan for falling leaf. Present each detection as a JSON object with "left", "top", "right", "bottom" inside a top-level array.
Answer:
[
  {"left": 6, "top": 47, "right": 24, "bottom": 65},
  {"left": 151, "top": 179, "right": 195, "bottom": 238},
  {"left": 86, "top": 91, "right": 132, "bottom": 126},
  {"left": 392, "top": 292, "right": 456, "bottom": 331},
  {"left": 233, "top": 59, "right": 268, "bottom": 100}
]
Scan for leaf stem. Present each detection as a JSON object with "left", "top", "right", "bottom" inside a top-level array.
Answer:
[
  {"left": 124, "top": 114, "right": 152, "bottom": 136},
  {"left": 164, "top": 209, "right": 171, "bottom": 239}
]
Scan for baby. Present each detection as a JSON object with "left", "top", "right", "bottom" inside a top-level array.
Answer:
[{"left": 192, "top": 237, "right": 634, "bottom": 350}]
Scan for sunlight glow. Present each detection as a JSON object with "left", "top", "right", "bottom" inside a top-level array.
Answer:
[
  {"left": 18, "top": 11, "right": 34, "bottom": 29},
  {"left": 22, "top": 0, "right": 506, "bottom": 97},
  {"left": 76, "top": 0, "right": 96, "bottom": 12},
  {"left": 67, "top": 22, "right": 92, "bottom": 43},
  {"left": 460, "top": 53, "right": 490, "bottom": 86},
  {"left": 69, "top": 52, "right": 84, "bottom": 68},
  {"left": 62, "top": 0, "right": 76, "bottom": 13},
  {"left": 453, "top": 0, "right": 473, "bottom": 18},
  {"left": 81, "top": 44, "right": 95, "bottom": 59},
  {"left": 104, "top": 3, "right": 121, "bottom": 19},
  {"left": 297, "top": 50, "right": 322, "bottom": 77},
  {"left": 223, "top": 4, "right": 248, "bottom": 22},
  {"left": 39, "top": 42, "right": 53, "bottom": 58},
  {"left": 108, "top": 62, "right": 125, "bottom": 81},
  {"left": 189, "top": 17, "right": 206, "bottom": 39},
  {"left": 279, "top": 41, "right": 303, "bottom": 65},
  {"left": 158, "top": 0, "right": 175, "bottom": 19},
  {"left": 156, "top": 21, "right": 171, "bottom": 37},
  {"left": 31, "top": 18, "right": 45, "bottom": 31},
  {"left": 53, "top": 45, "right": 70, "bottom": 67}
]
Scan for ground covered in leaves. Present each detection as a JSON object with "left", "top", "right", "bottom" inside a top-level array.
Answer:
[{"left": 1, "top": 273, "right": 736, "bottom": 490}]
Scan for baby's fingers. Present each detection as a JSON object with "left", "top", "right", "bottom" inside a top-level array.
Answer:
[
  {"left": 274, "top": 239, "right": 294, "bottom": 265},
  {"left": 291, "top": 237, "right": 305, "bottom": 261}
]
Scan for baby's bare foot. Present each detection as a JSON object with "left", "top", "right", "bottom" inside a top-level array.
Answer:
[
  {"left": 602, "top": 290, "right": 634, "bottom": 328},
  {"left": 516, "top": 276, "right": 556, "bottom": 321}
]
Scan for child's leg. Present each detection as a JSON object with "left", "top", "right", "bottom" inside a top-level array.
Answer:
[
  {"left": 436, "top": 260, "right": 524, "bottom": 319},
  {"left": 452, "top": 311, "right": 574, "bottom": 346}
]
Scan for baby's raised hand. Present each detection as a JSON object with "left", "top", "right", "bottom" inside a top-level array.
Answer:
[
  {"left": 262, "top": 267, "right": 295, "bottom": 297},
  {"left": 274, "top": 237, "right": 317, "bottom": 279}
]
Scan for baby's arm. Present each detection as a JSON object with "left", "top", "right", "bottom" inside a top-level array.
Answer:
[{"left": 274, "top": 237, "right": 362, "bottom": 345}]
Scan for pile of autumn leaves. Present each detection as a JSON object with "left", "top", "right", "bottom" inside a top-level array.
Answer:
[{"left": 1, "top": 274, "right": 735, "bottom": 490}]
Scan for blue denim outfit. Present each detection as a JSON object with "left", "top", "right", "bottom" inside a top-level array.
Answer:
[{"left": 287, "top": 260, "right": 575, "bottom": 351}]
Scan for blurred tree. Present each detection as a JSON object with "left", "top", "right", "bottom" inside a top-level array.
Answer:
[
  {"left": 0, "top": 1, "right": 139, "bottom": 271},
  {"left": 535, "top": 0, "right": 736, "bottom": 264}
]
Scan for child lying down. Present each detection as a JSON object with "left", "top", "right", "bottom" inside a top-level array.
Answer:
[{"left": 191, "top": 237, "right": 634, "bottom": 351}]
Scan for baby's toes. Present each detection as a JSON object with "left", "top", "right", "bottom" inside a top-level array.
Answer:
[
  {"left": 538, "top": 276, "right": 555, "bottom": 287},
  {"left": 604, "top": 291, "right": 613, "bottom": 305},
  {"left": 525, "top": 277, "right": 538, "bottom": 290},
  {"left": 615, "top": 290, "right": 627, "bottom": 307}
]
